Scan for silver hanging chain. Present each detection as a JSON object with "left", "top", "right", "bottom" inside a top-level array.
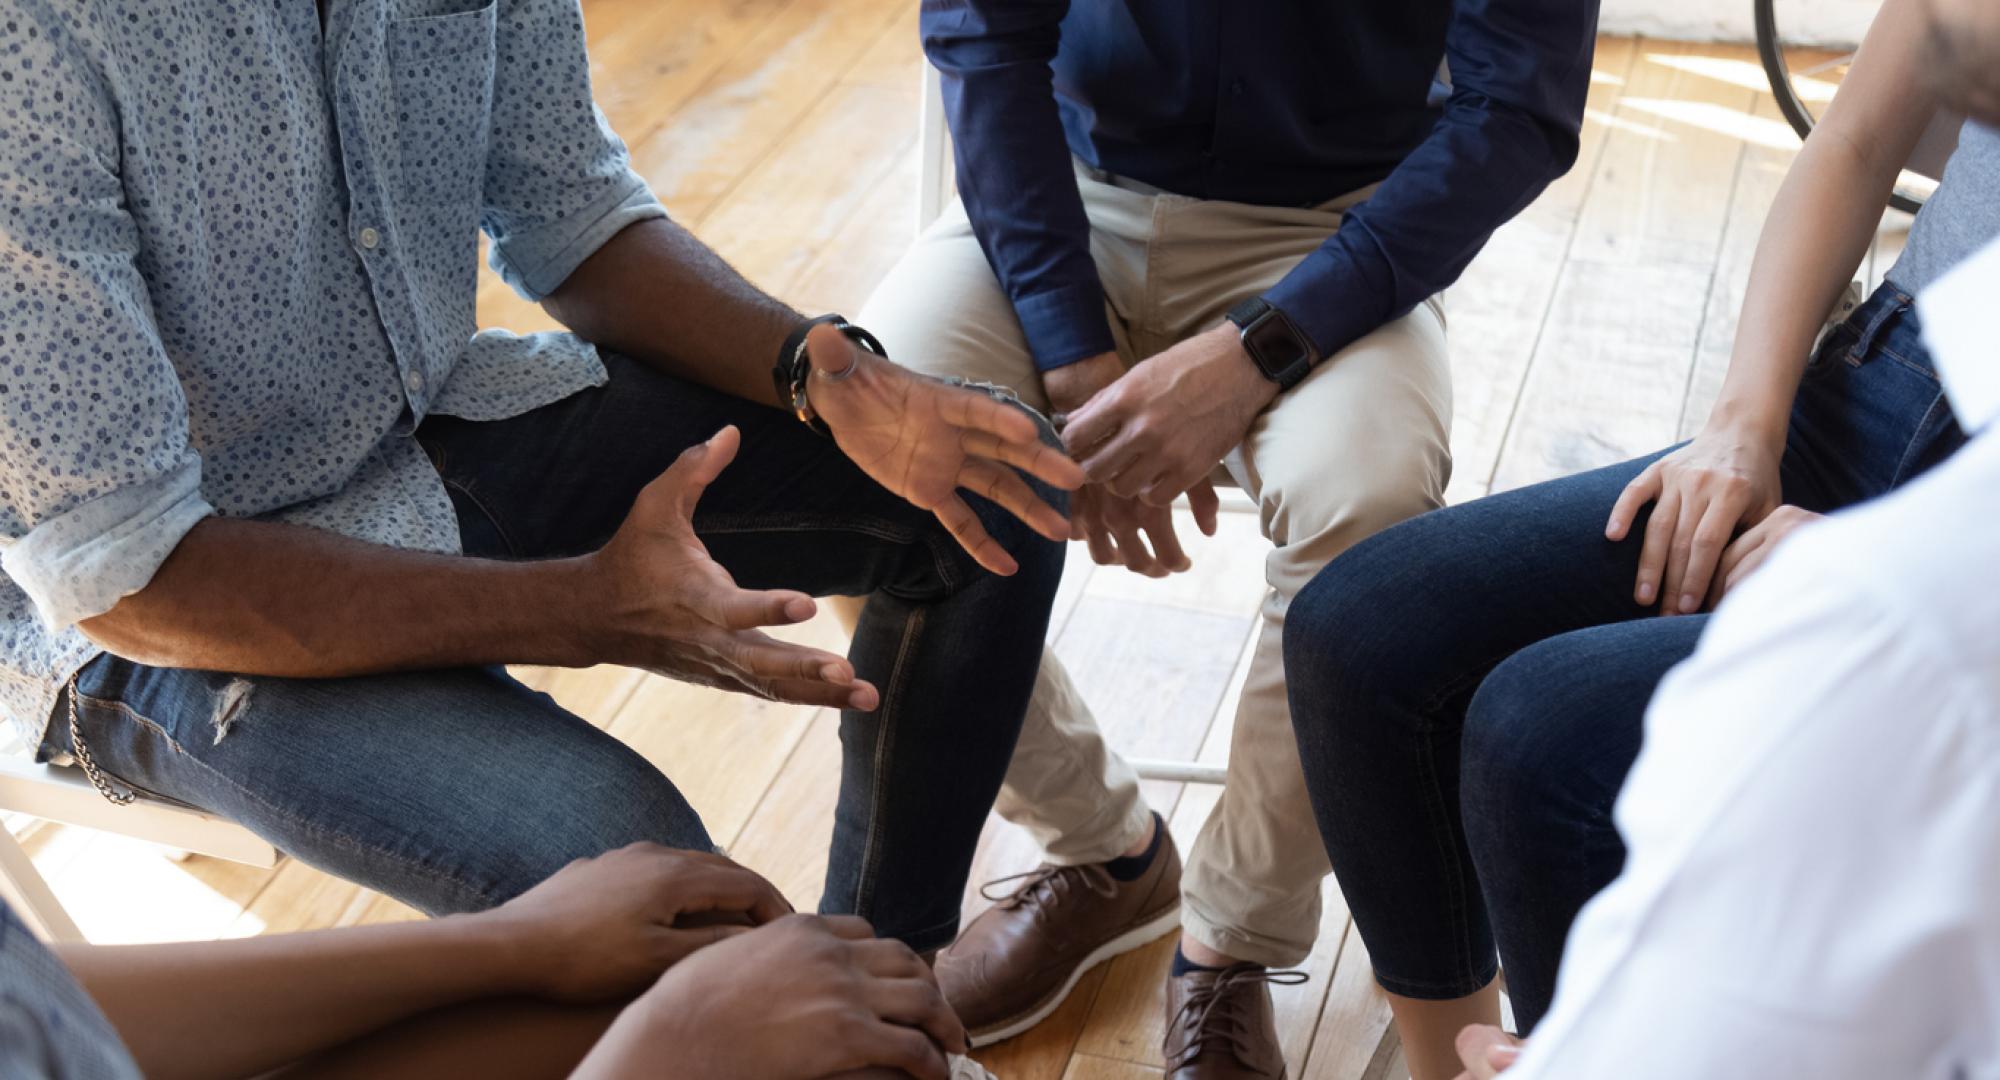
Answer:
[{"left": 65, "top": 674, "right": 137, "bottom": 806}]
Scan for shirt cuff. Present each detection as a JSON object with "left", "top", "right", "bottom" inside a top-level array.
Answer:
[
  {"left": 2, "top": 459, "right": 214, "bottom": 631},
  {"left": 1262, "top": 232, "right": 1395, "bottom": 362},
  {"left": 1014, "top": 282, "right": 1117, "bottom": 371},
  {"left": 487, "top": 173, "right": 669, "bottom": 301}
]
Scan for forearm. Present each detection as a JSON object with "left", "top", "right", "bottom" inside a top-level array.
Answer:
[
  {"left": 542, "top": 217, "right": 800, "bottom": 408},
  {"left": 1706, "top": 138, "right": 1900, "bottom": 443},
  {"left": 57, "top": 915, "right": 531, "bottom": 1080},
  {"left": 1706, "top": 0, "right": 1939, "bottom": 445},
  {"left": 78, "top": 516, "right": 601, "bottom": 677}
]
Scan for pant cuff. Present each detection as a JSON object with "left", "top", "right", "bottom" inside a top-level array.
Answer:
[
  {"left": 1179, "top": 900, "right": 1315, "bottom": 970},
  {"left": 1039, "top": 798, "right": 1156, "bottom": 868},
  {"left": 1370, "top": 964, "right": 1501, "bottom": 1002}
]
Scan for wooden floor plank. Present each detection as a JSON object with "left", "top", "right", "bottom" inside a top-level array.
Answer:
[
  {"left": 1489, "top": 42, "right": 1762, "bottom": 491},
  {"left": 1299, "top": 922, "right": 1397, "bottom": 1080},
  {"left": 1442, "top": 35, "right": 1639, "bottom": 503}
]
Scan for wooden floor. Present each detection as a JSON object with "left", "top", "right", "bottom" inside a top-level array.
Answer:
[{"left": 12, "top": 6, "right": 1914, "bottom": 1078}]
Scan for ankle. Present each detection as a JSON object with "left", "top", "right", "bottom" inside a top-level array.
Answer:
[
  {"left": 1102, "top": 812, "right": 1166, "bottom": 882},
  {"left": 1173, "top": 939, "right": 1253, "bottom": 977}
]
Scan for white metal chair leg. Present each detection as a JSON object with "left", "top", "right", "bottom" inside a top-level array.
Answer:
[
  {"left": 917, "top": 62, "right": 953, "bottom": 233},
  {"left": 0, "top": 823, "right": 84, "bottom": 942},
  {"left": 1130, "top": 759, "right": 1228, "bottom": 785}
]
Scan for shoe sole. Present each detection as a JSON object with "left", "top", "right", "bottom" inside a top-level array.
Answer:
[{"left": 965, "top": 901, "right": 1184, "bottom": 1049}]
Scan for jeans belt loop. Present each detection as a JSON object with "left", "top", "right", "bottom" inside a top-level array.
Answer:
[{"left": 1849, "top": 288, "right": 1914, "bottom": 364}]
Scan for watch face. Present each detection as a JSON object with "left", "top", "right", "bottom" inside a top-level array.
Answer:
[{"left": 1247, "top": 317, "right": 1311, "bottom": 374}]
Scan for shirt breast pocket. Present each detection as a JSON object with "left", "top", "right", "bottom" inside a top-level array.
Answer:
[{"left": 385, "top": 0, "right": 497, "bottom": 212}]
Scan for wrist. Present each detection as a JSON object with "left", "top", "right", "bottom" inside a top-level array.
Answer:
[
  {"left": 526, "top": 555, "right": 620, "bottom": 668},
  {"left": 1699, "top": 399, "right": 1789, "bottom": 455},
  {"left": 1042, "top": 351, "right": 1123, "bottom": 413},
  {"left": 1209, "top": 325, "right": 1281, "bottom": 408}
]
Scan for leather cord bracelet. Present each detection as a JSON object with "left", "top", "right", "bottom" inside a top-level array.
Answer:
[{"left": 772, "top": 314, "right": 886, "bottom": 436}]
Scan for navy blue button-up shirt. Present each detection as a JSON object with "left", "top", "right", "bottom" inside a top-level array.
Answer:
[{"left": 921, "top": 0, "right": 1601, "bottom": 370}]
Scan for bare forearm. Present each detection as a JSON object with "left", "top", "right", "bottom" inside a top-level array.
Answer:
[
  {"left": 543, "top": 217, "right": 802, "bottom": 408},
  {"left": 79, "top": 516, "right": 601, "bottom": 677},
  {"left": 57, "top": 916, "right": 528, "bottom": 1080},
  {"left": 1708, "top": 0, "right": 1939, "bottom": 444}
]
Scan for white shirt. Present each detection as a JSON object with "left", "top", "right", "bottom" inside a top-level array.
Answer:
[{"left": 1506, "top": 240, "right": 2000, "bottom": 1078}]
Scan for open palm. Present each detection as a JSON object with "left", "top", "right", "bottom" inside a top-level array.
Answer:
[{"left": 804, "top": 324, "right": 1084, "bottom": 575}]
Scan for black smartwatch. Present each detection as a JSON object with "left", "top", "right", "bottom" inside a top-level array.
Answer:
[
  {"left": 773, "top": 314, "right": 887, "bottom": 436},
  {"left": 1225, "top": 297, "right": 1317, "bottom": 391}
]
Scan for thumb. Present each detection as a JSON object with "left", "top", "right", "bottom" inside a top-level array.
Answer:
[
  {"left": 805, "top": 322, "right": 863, "bottom": 376},
  {"left": 658, "top": 426, "right": 741, "bottom": 513}
]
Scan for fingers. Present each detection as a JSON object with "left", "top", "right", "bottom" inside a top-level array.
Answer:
[
  {"left": 1455, "top": 1025, "right": 1524, "bottom": 1080},
  {"left": 959, "top": 428, "right": 1085, "bottom": 491},
  {"left": 1606, "top": 463, "right": 1661, "bottom": 541},
  {"left": 817, "top": 914, "right": 878, "bottom": 940},
  {"left": 720, "top": 629, "right": 856, "bottom": 690},
  {"left": 1101, "top": 498, "right": 1163, "bottom": 577},
  {"left": 711, "top": 586, "right": 818, "bottom": 630},
  {"left": 933, "top": 494, "right": 1020, "bottom": 576},
  {"left": 863, "top": 978, "right": 967, "bottom": 1057},
  {"left": 661, "top": 861, "right": 794, "bottom": 927},
  {"left": 1059, "top": 393, "right": 1122, "bottom": 458},
  {"left": 852, "top": 1023, "right": 951, "bottom": 1080},
  {"left": 1138, "top": 503, "right": 1191, "bottom": 573},
  {"left": 1186, "top": 479, "right": 1221, "bottom": 537},
  {"left": 761, "top": 675, "right": 880, "bottom": 711},
  {"left": 1633, "top": 486, "right": 1680, "bottom": 608},
  {"left": 959, "top": 460, "right": 1071, "bottom": 543},
  {"left": 1658, "top": 490, "right": 1704, "bottom": 618},
  {"left": 1073, "top": 488, "right": 1121, "bottom": 565},
  {"left": 1676, "top": 493, "right": 1747, "bottom": 614}
]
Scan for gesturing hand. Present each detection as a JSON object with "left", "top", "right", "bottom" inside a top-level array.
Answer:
[
  {"left": 587, "top": 426, "right": 880, "bottom": 710},
  {"left": 804, "top": 324, "right": 1085, "bottom": 576},
  {"left": 1061, "top": 324, "right": 1276, "bottom": 508},
  {"left": 627, "top": 914, "right": 966, "bottom": 1080},
  {"left": 479, "top": 843, "right": 793, "bottom": 1004},
  {"left": 1606, "top": 425, "right": 1784, "bottom": 614},
  {"left": 1451, "top": 1024, "right": 1524, "bottom": 1080}
]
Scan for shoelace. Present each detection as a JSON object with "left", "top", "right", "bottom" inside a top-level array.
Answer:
[
  {"left": 1166, "top": 965, "right": 1309, "bottom": 1071},
  {"left": 979, "top": 862, "right": 1122, "bottom": 911}
]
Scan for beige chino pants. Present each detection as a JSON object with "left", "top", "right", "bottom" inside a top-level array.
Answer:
[{"left": 858, "top": 166, "right": 1452, "bottom": 967}]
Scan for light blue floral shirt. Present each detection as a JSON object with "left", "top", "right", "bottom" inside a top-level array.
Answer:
[{"left": 0, "top": 0, "right": 665, "bottom": 745}]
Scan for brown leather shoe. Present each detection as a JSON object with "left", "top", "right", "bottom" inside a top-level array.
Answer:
[
  {"left": 1163, "top": 964, "right": 1306, "bottom": 1078},
  {"left": 935, "top": 830, "right": 1182, "bottom": 1046}
]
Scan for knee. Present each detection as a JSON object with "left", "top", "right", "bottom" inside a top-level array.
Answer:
[
  {"left": 463, "top": 762, "right": 714, "bottom": 908},
  {"left": 1283, "top": 512, "right": 1449, "bottom": 723},
  {"left": 1460, "top": 641, "right": 1594, "bottom": 847}
]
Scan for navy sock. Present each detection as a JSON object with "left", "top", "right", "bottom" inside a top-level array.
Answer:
[
  {"left": 1170, "top": 945, "right": 1259, "bottom": 978},
  {"left": 1102, "top": 811, "right": 1166, "bottom": 882}
]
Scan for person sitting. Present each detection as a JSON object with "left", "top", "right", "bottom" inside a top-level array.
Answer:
[
  {"left": 0, "top": 0, "right": 1082, "bottom": 956},
  {"left": 1281, "top": 0, "right": 1996, "bottom": 1073},
  {"left": 1446, "top": 234, "right": 2000, "bottom": 1080},
  {"left": 862, "top": 1, "right": 1601, "bottom": 1071},
  {"left": 0, "top": 844, "right": 987, "bottom": 1079}
]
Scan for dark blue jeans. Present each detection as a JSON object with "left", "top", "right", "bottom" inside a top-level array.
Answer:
[
  {"left": 38, "top": 355, "right": 1066, "bottom": 952},
  {"left": 1284, "top": 285, "right": 1966, "bottom": 1030}
]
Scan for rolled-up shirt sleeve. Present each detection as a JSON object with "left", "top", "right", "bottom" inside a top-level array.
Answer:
[
  {"left": 478, "top": 0, "right": 668, "bottom": 300},
  {"left": 0, "top": 9, "right": 215, "bottom": 631}
]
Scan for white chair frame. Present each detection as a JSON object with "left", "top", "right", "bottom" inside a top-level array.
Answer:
[
  {"left": 0, "top": 754, "right": 278, "bottom": 942},
  {"left": 916, "top": 65, "right": 1227, "bottom": 786}
]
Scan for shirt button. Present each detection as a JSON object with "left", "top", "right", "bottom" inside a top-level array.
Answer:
[
  {"left": 405, "top": 370, "right": 425, "bottom": 394},
  {"left": 1231, "top": 80, "right": 1245, "bottom": 96},
  {"left": 358, "top": 227, "right": 381, "bottom": 250}
]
